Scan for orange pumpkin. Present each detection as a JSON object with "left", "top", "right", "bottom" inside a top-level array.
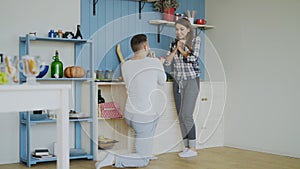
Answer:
[{"left": 64, "top": 66, "right": 85, "bottom": 78}]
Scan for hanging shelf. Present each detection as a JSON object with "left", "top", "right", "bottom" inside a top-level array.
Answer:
[{"left": 149, "top": 19, "right": 215, "bottom": 42}]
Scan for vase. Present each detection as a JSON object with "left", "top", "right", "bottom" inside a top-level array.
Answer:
[{"left": 163, "top": 8, "right": 175, "bottom": 21}]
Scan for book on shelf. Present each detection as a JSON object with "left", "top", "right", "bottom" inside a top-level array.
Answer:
[
  {"left": 32, "top": 154, "right": 55, "bottom": 159},
  {"left": 32, "top": 148, "right": 50, "bottom": 156}
]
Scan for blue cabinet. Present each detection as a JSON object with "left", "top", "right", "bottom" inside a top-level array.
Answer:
[{"left": 19, "top": 35, "right": 95, "bottom": 167}]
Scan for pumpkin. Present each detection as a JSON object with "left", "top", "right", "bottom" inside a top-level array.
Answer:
[{"left": 64, "top": 66, "right": 85, "bottom": 78}]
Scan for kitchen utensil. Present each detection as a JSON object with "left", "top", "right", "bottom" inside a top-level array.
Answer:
[{"left": 19, "top": 55, "right": 45, "bottom": 84}]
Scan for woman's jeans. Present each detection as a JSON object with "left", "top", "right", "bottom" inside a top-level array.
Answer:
[{"left": 173, "top": 78, "right": 199, "bottom": 147}]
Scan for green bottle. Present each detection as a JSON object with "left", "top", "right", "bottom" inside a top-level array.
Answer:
[{"left": 51, "top": 50, "right": 63, "bottom": 78}]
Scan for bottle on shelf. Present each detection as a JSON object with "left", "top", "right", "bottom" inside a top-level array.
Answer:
[
  {"left": 48, "top": 29, "right": 55, "bottom": 38},
  {"left": 57, "top": 29, "right": 63, "bottom": 38},
  {"left": 0, "top": 53, "right": 5, "bottom": 72},
  {"left": 98, "top": 89, "right": 105, "bottom": 104},
  {"left": 51, "top": 50, "right": 63, "bottom": 78},
  {"left": 0, "top": 53, "right": 8, "bottom": 84},
  {"left": 74, "top": 25, "right": 83, "bottom": 39}
]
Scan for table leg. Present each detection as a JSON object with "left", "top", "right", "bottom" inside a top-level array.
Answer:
[{"left": 56, "top": 89, "right": 70, "bottom": 169}]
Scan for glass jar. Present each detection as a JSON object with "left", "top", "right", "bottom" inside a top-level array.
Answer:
[
  {"left": 96, "top": 70, "right": 104, "bottom": 80},
  {"left": 105, "top": 70, "right": 113, "bottom": 79}
]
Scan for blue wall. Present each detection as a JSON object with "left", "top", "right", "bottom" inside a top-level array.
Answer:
[{"left": 80, "top": 0, "right": 205, "bottom": 78}]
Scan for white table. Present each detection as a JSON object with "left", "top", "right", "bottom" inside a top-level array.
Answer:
[{"left": 0, "top": 84, "right": 70, "bottom": 169}]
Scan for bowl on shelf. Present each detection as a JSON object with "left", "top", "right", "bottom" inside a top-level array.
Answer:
[
  {"left": 196, "top": 19, "right": 207, "bottom": 25},
  {"left": 36, "top": 65, "right": 49, "bottom": 78},
  {"left": 98, "top": 136, "right": 118, "bottom": 149}
]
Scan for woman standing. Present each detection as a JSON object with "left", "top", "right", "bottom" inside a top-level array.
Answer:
[{"left": 163, "top": 18, "right": 201, "bottom": 158}]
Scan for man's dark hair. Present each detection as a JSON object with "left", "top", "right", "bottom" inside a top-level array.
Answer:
[{"left": 130, "top": 34, "right": 147, "bottom": 52}]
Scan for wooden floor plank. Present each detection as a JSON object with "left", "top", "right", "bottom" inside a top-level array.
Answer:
[{"left": 0, "top": 147, "right": 299, "bottom": 169}]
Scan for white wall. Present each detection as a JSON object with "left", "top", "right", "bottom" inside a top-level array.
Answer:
[
  {"left": 1, "top": 0, "right": 300, "bottom": 165},
  {"left": 0, "top": 0, "right": 80, "bottom": 164},
  {"left": 206, "top": 0, "right": 300, "bottom": 157}
]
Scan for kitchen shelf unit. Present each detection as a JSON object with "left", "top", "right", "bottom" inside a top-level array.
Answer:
[
  {"left": 19, "top": 116, "right": 94, "bottom": 166},
  {"left": 95, "top": 82, "right": 130, "bottom": 159},
  {"left": 19, "top": 35, "right": 95, "bottom": 167},
  {"left": 81, "top": 81, "right": 132, "bottom": 160}
]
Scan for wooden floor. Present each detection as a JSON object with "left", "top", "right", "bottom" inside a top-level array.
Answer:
[{"left": 0, "top": 147, "right": 299, "bottom": 169}]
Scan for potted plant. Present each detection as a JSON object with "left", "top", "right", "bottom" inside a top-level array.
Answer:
[{"left": 153, "top": 0, "right": 179, "bottom": 21}]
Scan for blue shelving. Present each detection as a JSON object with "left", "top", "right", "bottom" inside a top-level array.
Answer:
[
  {"left": 19, "top": 35, "right": 95, "bottom": 167},
  {"left": 20, "top": 150, "right": 93, "bottom": 166},
  {"left": 37, "top": 77, "right": 91, "bottom": 81},
  {"left": 19, "top": 36, "right": 88, "bottom": 43},
  {"left": 20, "top": 117, "right": 93, "bottom": 125}
]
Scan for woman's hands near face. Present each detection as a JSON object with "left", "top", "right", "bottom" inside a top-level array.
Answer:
[
  {"left": 177, "top": 40, "right": 186, "bottom": 49},
  {"left": 177, "top": 40, "right": 189, "bottom": 58}
]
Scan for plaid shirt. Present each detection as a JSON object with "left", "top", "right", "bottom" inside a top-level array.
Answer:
[{"left": 165, "top": 36, "right": 201, "bottom": 81}]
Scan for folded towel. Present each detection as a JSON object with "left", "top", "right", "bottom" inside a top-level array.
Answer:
[
  {"left": 23, "top": 114, "right": 48, "bottom": 121},
  {"left": 69, "top": 148, "right": 87, "bottom": 156}
]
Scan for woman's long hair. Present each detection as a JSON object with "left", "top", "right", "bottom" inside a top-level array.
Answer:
[{"left": 175, "top": 18, "right": 194, "bottom": 49}]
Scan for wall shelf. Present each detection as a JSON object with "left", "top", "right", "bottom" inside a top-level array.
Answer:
[
  {"left": 149, "top": 19, "right": 215, "bottom": 29},
  {"left": 149, "top": 19, "right": 215, "bottom": 42},
  {"left": 95, "top": 81, "right": 125, "bottom": 86},
  {"left": 19, "top": 36, "right": 88, "bottom": 43},
  {"left": 37, "top": 78, "right": 92, "bottom": 81}
]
